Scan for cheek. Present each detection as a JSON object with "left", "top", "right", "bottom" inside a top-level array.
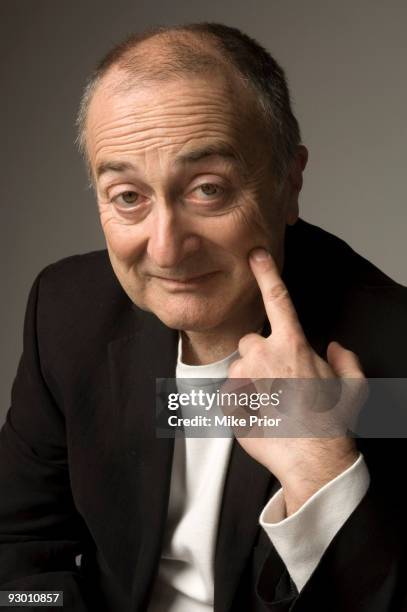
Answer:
[{"left": 211, "top": 204, "right": 279, "bottom": 261}]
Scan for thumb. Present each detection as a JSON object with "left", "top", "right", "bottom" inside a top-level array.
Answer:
[{"left": 327, "top": 341, "right": 364, "bottom": 378}]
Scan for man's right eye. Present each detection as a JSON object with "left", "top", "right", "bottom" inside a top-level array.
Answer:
[{"left": 113, "top": 191, "right": 140, "bottom": 206}]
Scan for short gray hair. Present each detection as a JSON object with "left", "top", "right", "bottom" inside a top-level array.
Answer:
[{"left": 76, "top": 23, "right": 301, "bottom": 185}]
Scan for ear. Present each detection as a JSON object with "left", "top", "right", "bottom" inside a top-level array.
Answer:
[{"left": 285, "top": 145, "right": 308, "bottom": 225}]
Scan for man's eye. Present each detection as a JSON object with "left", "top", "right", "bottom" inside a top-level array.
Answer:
[
  {"left": 195, "top": 183, "right": 223, "bottom": 198},
  {"left": 113, "top": 191, "right": 140, "bottom": 206}
]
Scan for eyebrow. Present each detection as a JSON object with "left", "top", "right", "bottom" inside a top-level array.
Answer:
[
  {"left": 96, "top": 161, "right": 134, "bottom": 179},
  {"left": 95, "top": 144, "right": 242, "bottom": 179},
  {"left": 175, "top": 144, "right": 241, "bottom": 165}
]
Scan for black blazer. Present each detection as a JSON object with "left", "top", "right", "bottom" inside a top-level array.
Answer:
[{"left": 1, "top": 219, "right": 406, "bottom": 612}]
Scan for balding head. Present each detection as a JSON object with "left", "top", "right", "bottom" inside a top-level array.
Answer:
[{"left": 77, "top": 23, "right": 301, "bottom": 186}]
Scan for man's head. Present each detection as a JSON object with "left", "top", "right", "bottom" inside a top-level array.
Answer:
[{"left": 78, "top": 23, "right": 307, "bottom": 333}]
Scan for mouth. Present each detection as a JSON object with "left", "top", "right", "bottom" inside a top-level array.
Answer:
[{"left": 152, "top": 271, "right": 219, "bottom": 290}]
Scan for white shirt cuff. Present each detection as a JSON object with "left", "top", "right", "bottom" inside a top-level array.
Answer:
[{"left": 259, "top": 453, "right": 370, "bottom": 592}]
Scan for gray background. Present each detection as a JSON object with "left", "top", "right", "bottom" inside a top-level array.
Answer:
[{"left": 1, "top": 0, "right": 406, "bottom": 424}]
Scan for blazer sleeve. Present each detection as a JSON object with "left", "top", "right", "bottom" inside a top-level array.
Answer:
[
  {"left": 254, "top": 440, "right": 407, "bottom": 611},
  {"left": 0, "top": 270, "right": 93, "bottom": 611}
]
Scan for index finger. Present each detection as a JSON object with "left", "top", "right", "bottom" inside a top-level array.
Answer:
[{"left": 249, "top": 248, "right": 304, "bottom": 337}]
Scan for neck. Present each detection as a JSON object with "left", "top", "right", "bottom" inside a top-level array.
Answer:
[{"left": 180, "top": 298, "right": 266, "bottom": 365}]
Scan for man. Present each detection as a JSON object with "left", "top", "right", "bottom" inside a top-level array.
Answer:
[{"left": 0, "top": 22, "right": 406, "bottom": 611}]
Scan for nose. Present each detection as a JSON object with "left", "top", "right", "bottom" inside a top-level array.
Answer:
[{"left": 146, "top": 202, "right": 201, "bottom": 269}]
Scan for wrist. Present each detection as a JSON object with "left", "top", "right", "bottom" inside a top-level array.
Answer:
[{"left": 280, "top": 441, "right": 359, "bottom": 516}]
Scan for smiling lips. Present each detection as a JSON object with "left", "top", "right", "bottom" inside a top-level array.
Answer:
[{"left": 153, "top": 271, "right": 218, "bottom": 289}]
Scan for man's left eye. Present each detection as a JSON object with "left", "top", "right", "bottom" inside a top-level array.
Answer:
[{"left": 195, "top": 183, "right": 223, "bottom": 198}]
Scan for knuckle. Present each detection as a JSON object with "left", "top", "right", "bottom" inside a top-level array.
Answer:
[
  {"left": 281, "top": 332, "right": 307, "bottom": 352},
  {"left": 265, "top": 283, "right": 289, "bottom": 303},
  {"left": 295, "top": 337, "right": 309, "bottom": 353},
  {"left": 238, "top": 333, "right": 259, "bottom": 354},
  {"left": 251, "top": 342, "right": 268, "bottom": 361}
]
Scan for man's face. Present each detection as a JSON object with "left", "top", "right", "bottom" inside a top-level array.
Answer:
[{"left": 86, "top": 69, "right": 294, "bottom": 332}]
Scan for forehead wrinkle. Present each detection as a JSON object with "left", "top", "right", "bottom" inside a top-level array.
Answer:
[
  {"left": 88, "top": 80, "right": 243, "bottom": 148},
  {"left": 94, "top": 130, "right": 238, "bottom": 166},
  {"left": 90, "top": 99, "right": 238, "bottom": 151},
  {"left": 93, "top": 113, "right": 235, "bottom": 144},
  {"left": 91, "top": 102, "right": 238, "bottom": 141},
  {"left": 93, "top": 125, "right": 236, "bottom": 154},
  {"left": 91, "top": 109, "right": 240, "bottom": 165}
]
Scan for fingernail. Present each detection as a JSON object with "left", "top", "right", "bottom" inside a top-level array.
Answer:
[{"left": 250, "top": 248, "right": 270, "bottom": 261}]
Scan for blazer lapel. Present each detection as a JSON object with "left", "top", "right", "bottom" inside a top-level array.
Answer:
[
  {"left": 214, "top": 439, "right": 276, "bottom": 612},
  {"left": 108, "top": 310, "right": 178, "bottom": 611},
  {"left": 213, "top": 315, "right": 275, "bottom": 612}
]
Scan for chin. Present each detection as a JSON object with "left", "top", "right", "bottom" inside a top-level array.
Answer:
[
  {"left": 153, "top": 311, "right": 225, "bottom": 333},
  {"left": 149, "top": 299, "right": 230, "bottom": 332}
]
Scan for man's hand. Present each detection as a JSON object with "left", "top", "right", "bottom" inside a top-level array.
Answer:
[{"left": 225, "top": 247, "right": 366, "bottom": 516}]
